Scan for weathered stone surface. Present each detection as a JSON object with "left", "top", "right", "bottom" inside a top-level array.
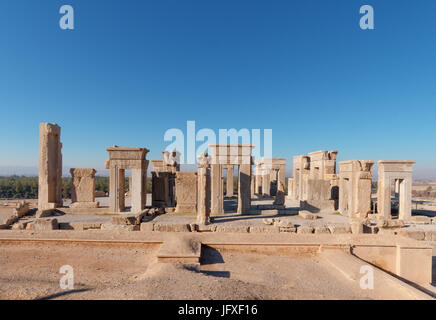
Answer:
[
  {"left": 396, "top": 230, "right": 425, "bottom": 241},
  {"left": 11, "top": 222, "right": 28, "bottom": 230},
  {"left": 327, "top": 224, "right": 351, "bottom": 234},
  {"left": 279, "top": 227, "right": 297, "bottom": 233},
  {"left": 249, "top": 226, "right": 280, "bottom": 233},
  {"left": 101, "top": 223, "right": 139, "bottom": 231},
  {"left": 32, "top": 218, "right": 59, "bottom": 231},
  {"left": 299, "top": 210, "right": 318, "bottom": 220},
  {"left": 350, "top": 220, "right": 364, "bottom": 234},
  {"left": 297, "top": 226, "right": 314, "bottom": 234},
  {"left": 196, "top": 224, "right": 217, "bottom": 232},
  {"left": 314, "top": 226, "right": 330, "bottom": 234},
  {"left": 215, "top": 225, "right": 249, "bottom": 233},
  {"left": 153, "top": 223, "right": 191, "bottom": 232},
  {"left": 367, "top": 213, "right": 384, "bottom": 221},
  {"left": 274, "top": 220, "right": 294, "bottom": 228},
  {"left": 111, "top": 214, "right": 142, "bottom": 225},
  {"left": 175, "top": 172, "right": 197, "bottom": 214},
  {"left": 410, "top": 216, "right": 431, "bottom": 225},
  {"left": 38, "top": 123, "right": 62, "bottom": 211},
  {"left": 424, "top": 231, "right": 436, "bottom": 242},
  {"left": 377, "top": 219, "right": 405, "bottom": 229},
  {"left": 70, "top": 168, "right": 99, "bottom": 208},
  {"left": 140, "top": 222, "right": 154, "bottom": 232}
]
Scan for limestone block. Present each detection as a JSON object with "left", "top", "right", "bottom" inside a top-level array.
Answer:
[
  {"left": 297, "top": 226, "right": 314, "bottom": 234},
  {"left": 140, "top": 222, "right": 154, "bottom": 232},
  {"left": 153, "top": 223, "right": 191, "bottom": 232},
  {"left": 33, "top": 218, "right": 59, "bottom": 231},
  {"left": 409, "top": 216, "right": 431, "bottom": 225},
  {"left": 299, "top": 210, "right": 318, "bottom": 220},
  {"left": 377, "top": 219, "right": 405, "bottom": 229},
  {"left": 327, "top": 224, "right": 351, "bottom": 234},
  {"left": 101, "top": 223, "right": 139, "bottom": 231},
  {"left": 249, "top": 226, "right": 280, "bottom": 233},
  {"left": 197, "top": 224, "right": 217, "bottom": 232},
  {"left": 314, "top": 226, "right": 330, "bottom": 234},
  {"left": 215, "top": 225, "right": 249, "bottom": 233},
  {"left": 111, "top": 214, "right": 142, "bottom": 225},
  {"left": 396, "top": 230, "right": 425, "bottom": 241},
  {"left": 396, "top": 245, "right": 432, "bottom": 285},
  {"left": 274, "top": 220, "right": 294, "bottom": 228}
]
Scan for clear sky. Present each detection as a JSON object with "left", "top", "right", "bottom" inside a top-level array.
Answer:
[{"left": 0, "top": 0, "right": 435, "bottom": 178}]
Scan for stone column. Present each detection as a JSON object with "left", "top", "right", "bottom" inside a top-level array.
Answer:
[
  {"left": 399, "top": 178, "right": 412, "bottom": 221},
  {"left": 237, "top": 163, "right": 251, "bottom": 214},
  {"left": 261, "top": 169, "right": 271, "bottom": 196},
  {"left": 70, "top": 168, "right": 99, "bottom": 208},
  {"left": 377, "top": 172, "right": 391, "bottom": 219},
  {"left": 197, "top": 153, "right": 211, "bottom": 225},
  {"left": 131, "top": 166, "right": 146, "bottom": 213},
  {"left": 278, "top": 164, "right": 286, "bottom": 190},
  {"left": 226, "top": 165, "right": 234, "bottom": 197},
  {"left": 38, "top": 123, "right": 63, "bottom": 210},
  {"left": 211, "top": 164, "right": 224, "bottom": 214}
]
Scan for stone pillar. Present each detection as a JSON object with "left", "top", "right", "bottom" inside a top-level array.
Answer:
[
  {"left": 70, "top": 168, "right": 99, "bottom": 208},
  {"left": 286, "top": 178, "right": 294, "bottom": 199},
  {"left": 175, "top": 172, "right": 198, "bottom": 213},
  {"left": 377, "top": 171, "right": 391, "bottom": 219},
  {"left": 197, "top": 153, "right": 211, "bottom": 224},
  {"left": 273, "top": 180, "right": 285, "bottom": 205},
  {"left": 250, "top": 174, "right": 255, "bottom": 198},
  {"left": 211, "top": 164, "right": 224, "bottom": 214},
  {"left": 278, "top": 164, "right": 286, "bottom": 190},
  {"left": 226, "top": 165, "right": 234, "bottom": 197},
  {"left": 38, "top": 123, "right": 63, "bottom": 211},
  {"left": 131, "top": 166, "right": 146, "bottom": 213},
  {"left": 399, "top": 178, "right": 412, "bottom": 221},
  {"left": 261, "top": 169, "right": 271, "bottom": 196},
  {"left": 395, "top": 179, "right": 400, "bottom": 198},
  {"left": 237, "top": 163, "right": 251, "bottom": 214}
]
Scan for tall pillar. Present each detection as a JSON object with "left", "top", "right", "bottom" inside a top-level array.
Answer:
[
  {"left": 399, "top": 178, "right": 412, "bottom": 221},
  {"left": 378, "top": 174, "right": 391, "bottom": 218},
  {"left": 237, "top": 163, "right": 251, "bottom": 214},
  {"left": 211, "top": 164, "right": 223, "bottom": 214},
  {"left": 197, "top": 153, "right": 211, "bottom": 224},
  {"left": 262, "top": 169, "right": 271, "bottom": 196},
  {"left": 131, "top": 166, "right": 145, "bottom": 213},
  {"left": 38, "top": 123, "right": 63, "bottom": 210},
  {"left": 226, "top": 165, "right": 234, "bottom": 197}
]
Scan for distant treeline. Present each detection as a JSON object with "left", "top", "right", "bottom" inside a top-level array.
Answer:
[{"left": 0, "top": 176, "right": 111, "bottom": 199}]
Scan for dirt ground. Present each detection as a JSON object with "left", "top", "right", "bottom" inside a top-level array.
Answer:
[{"left": 0, "top": 241, "right": 429, "bottom": 300}]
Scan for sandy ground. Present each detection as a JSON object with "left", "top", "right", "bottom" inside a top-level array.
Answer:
[{"left": 0, "top": 233, "right": 433, "bottom": 300}]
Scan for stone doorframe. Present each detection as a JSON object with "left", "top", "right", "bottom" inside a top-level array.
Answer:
[
  {"left": 105, "top": 146, "right": 149, "bottom": 214},
  {"left": 209, "top": 144, "right": 254, "bottom": 215},
  {"left": 377, "top": 160, "right": 415, "bottom": 221}
]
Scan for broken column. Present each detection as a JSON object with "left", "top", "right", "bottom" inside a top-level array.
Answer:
[
  {"left": 38, "top": 123, "right": 63, "bottom": 211},
  {"left": 197, "top": 153, "right": 211, "bottom": 224},
  {"left": 70, "top": 168, "right": 99, "bottom": 208}
]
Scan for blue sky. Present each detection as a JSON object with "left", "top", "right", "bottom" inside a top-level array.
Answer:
[{"left": 0, "top": 0, "right": 435, "bottom": 178}]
